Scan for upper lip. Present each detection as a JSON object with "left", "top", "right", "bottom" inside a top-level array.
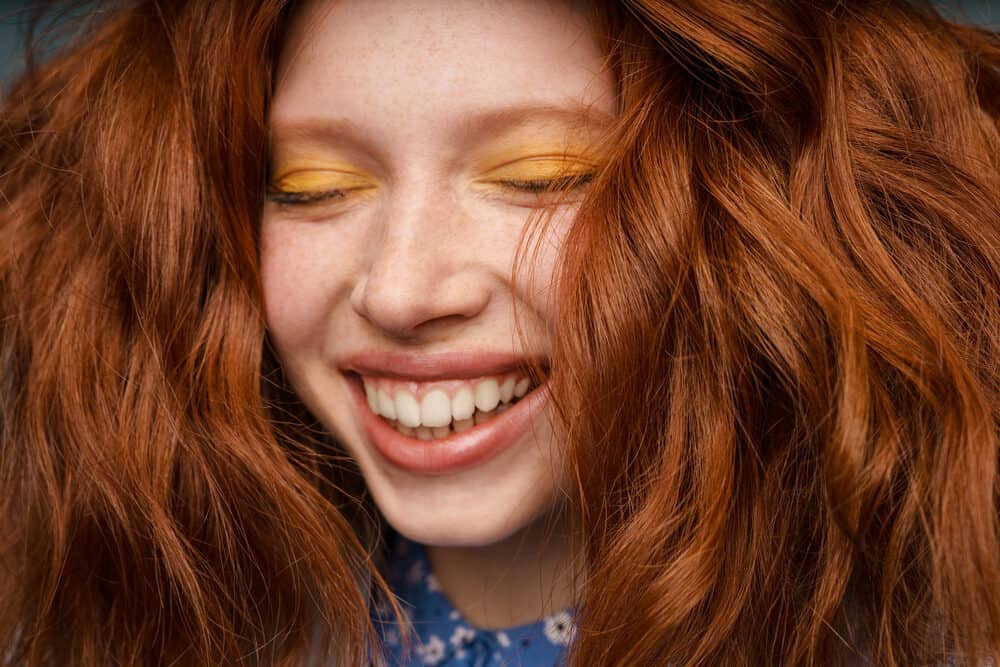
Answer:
[{"left": 341, "top": 350, "right": 549, "bottom": 381}]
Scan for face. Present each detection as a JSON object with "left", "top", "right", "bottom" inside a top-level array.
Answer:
[{"left": 261, "top": 0, "right": 615, "bottom": 547}]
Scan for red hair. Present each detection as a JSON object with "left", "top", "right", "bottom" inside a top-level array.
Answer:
[
  {"left": 1, "top": 3, "right": 397, "bottom": 664},
  {"left": 2, "top": 1, "right": 998, "bottom": 665}
]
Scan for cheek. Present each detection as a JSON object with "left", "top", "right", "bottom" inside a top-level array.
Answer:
[
  {"left": 511, "top": 205, "right": 575, "bottom": 328},
  {"left": 258, "top": 221, "right": 341, "bottom": 352}
]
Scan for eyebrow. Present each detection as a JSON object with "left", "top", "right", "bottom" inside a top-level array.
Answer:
[{"left": 268, "top": 102, "right": 615, "bottom": 148}]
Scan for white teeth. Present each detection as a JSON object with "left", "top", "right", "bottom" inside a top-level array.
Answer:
[
  {"left": 499, "top": 377, "right": 516, "bottom": 403},
  {"left": 513, "top": 377, "right": 531, "bottom": 398},
  {"left": 451, "top": 387, "right": 475, "bottom": 421},
  {"left": 376, "top": 389, "right": 396, "bottom": 420},
  {"left": 473, "top": 378, "right": 500, "bottom": 412},
  {"left": 394, "top": 392, "right": 421, "bottom": 428},
  {"left": 420, "top": 389, "right": 452, "bottom": 428},
  {"left": 364, "top": 372, "right": 539, "bottom": 436},
  {"left": 387, "top": 403, "right": 513, "bottom": 437}
]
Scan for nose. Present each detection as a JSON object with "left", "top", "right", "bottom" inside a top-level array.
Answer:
[{"left": 350, "top": 188, "right": 491, "bottom": 339}]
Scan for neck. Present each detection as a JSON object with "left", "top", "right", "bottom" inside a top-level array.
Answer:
[{"left": 425, "top": 505, "right": 580, "bottom": 629}]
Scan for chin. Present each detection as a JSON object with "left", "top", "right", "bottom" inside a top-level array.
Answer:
[
  {"left": 364, "top": 455, "right": 564, "bottom": 549},
  {"left": 384, "top": 511, "right": 538, "bottom": 549}
]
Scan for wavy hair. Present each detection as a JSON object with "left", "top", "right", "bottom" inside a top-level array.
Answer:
[
  {"left": 1, "top": 2, "right": 397, "bottom": 665},
  {"left": 544, "top": 1, "right": 1000, "bottom": 664},
  {"left": 1, "top": 1, "right": 998, "bottom": 665}
]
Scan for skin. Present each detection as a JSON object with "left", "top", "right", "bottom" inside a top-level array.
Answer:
[{"left": 261, "top": 0, "right": 615, "bottom": 628}]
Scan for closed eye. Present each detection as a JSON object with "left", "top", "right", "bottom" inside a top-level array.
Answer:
[
  {"left": 265, "top": 166, "right": 376, "bottom": 208},
  {"left": 267, "top": 173, "right": 595, "bottom": 205},
  {"left": 265, "top": 170, "right": 596, "bottom": 211},
  {"left": 498, "top": 172, "right": 594, "bottom": 193},
  {"left": 266, "top": 189, "right": 349, "bottom": 205}
]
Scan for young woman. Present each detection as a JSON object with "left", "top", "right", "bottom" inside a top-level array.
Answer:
[{"left": 1, "top": 1, "right": 998, "bottom": 665}]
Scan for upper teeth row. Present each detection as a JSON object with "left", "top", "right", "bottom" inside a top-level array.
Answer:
[{"left": 362, "top": 375, "right": 533, "bottom": 428}]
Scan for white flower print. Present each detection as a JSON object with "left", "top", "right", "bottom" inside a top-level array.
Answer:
[
  {"left": 450, "top": 624, "right": 476, "bottom": 648},
  {"left": 543, "top": 611, "right": 576, "bottom": 646},
  {"left": 448, "top": 610, "right": 460, "bottom": 621},
  {"left": 416, "top": 634, "right": 446, "bottom": 665},
  {"left": 495, "top": 631, "right": 511, "bottom": 648},
  {"left": 425, "top": 572, "right": 441, "bottom": 592},
  {"left": 383, "top": 628, "right": 399, "bottom": 647}
]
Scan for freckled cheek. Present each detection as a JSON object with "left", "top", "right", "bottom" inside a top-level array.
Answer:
[
  {"left": 258, "top": 222, "right": 340, "bottom": 352},
  {"left": 512, "top": 207, "right": 575, "bottom": 325}
]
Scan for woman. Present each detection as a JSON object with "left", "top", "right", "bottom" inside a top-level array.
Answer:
[{"left": 1, "top": 0, "right": 998, "bottom": 665}]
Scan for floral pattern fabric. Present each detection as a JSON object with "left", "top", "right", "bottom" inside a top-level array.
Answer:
[{"left": 372, "top": 534, "right": 576, "bottom": 667}]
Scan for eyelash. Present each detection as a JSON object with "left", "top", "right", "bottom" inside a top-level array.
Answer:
[
  {"left": 267, "top": 189, "right": 348, "bottom": 205},
  {"left": 266, "top": 172, "right": 595, "bottom": 206},
  {"left": 498, "top": 172, "right": 594, "bottom": 193}
]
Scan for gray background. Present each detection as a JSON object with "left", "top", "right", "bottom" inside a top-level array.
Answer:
[{"left": 2, "top": 1, "right": 1000, "bottom": 87}]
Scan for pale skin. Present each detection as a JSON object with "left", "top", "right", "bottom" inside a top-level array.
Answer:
[{"left": 261, "top": 0, "right": 615, "bottom": 628}]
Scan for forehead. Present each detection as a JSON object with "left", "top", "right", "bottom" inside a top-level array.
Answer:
[{"left": 270, "top": 0, "right": 616, "bottom": 142}]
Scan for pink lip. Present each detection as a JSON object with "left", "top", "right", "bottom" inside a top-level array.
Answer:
[
  {"left": 346, "top": 374, "right": 550, "bottom": 475},
  {"left": 341, "top": 350, "right": 548, "bottom": 381}
]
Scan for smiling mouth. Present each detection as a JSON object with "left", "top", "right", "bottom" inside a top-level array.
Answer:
[{"left": 355, "top": 372, "right": 543, "bottom": 440}]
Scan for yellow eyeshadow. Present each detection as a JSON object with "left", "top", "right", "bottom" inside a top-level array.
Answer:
[
  {"left": 477, "top": 156, "right": 597, "bottom": 183},
  {"left": 271, "top": 169, "right": 376, "bottom": 193}
]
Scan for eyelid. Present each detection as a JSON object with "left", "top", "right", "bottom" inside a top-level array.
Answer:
[
  {"left": 269, "top": 168, "right": 377, "bottom": 193},
  {"left": 475, "top": 155, "right": 600, "bottom": 183}
]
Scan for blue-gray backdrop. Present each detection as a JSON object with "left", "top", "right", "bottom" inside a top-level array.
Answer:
[{"left": 2, "top": 1, "right": 1000, "bottom": 88}]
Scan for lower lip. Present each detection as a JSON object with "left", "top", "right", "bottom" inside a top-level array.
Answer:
[{"left": 347, "top": 376, "right": 549, "bottom": 475}]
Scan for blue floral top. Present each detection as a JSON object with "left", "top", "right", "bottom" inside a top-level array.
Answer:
[{"left": 372, "top": 533, "right": 576, "bottom": 667}]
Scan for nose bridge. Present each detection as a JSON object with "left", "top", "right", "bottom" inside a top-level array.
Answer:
[{"left": 352, "top": 179, "right": 488, "bottom": 337}]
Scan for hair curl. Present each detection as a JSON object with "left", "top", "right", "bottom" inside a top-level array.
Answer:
[{"left": 1, "top": 1, "right": 998, "bottom": 665}]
